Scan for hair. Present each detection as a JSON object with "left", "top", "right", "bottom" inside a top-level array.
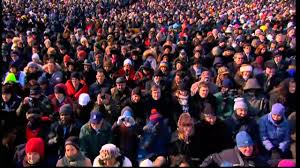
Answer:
[
  {"left": 233, "top": 52, "right": 244, "bottom": 60},
  {"left": 151, "top": 85, "right": 161, "bottom": 92},
  {"left": 254, "top": 44, "right": 267, "bottom": 55},
  {"left": 269, "top": 78, "right": 295, "bottom": 104},
  {"left": 198, "top": 81, "right": 209, "bottom": 89}
]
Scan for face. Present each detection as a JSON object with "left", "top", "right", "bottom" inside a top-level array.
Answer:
[
  {"left": 221, "top": 87, "right": 229, "bottom": 94},
  {"left": 2, "top": 93, "right": 12, "bottom": 102},
  {"left": 65, "top": 144, "right": 78, "bottom": 158},
  {"left": 160, "top": 66, "right": 167, "bottom": 73},
  {"left": 235, "top": 55, "right": 244, "bottom": 65},
  {"left": 26, "top": 152, "right": 41, "bottom": 165},
  {"left": 123, "top": 64, "right": 131, "bottom": 71},
  {"left": 274, "top": 55, "right": 282, "bottom": 63},
  {"left": 28, "top": 66, "right": 37, "bottom": 73},
  {"left": 54, "top": 93, "right": 64, "bottom": 100},
  {"left": 236, "top": 108, "right": 247, "bottom": 117},
  {"left": 271, "top": 114, "right": 282, "bottom": 121},
  {"left": 289, "top": 82, "right": 296, "bottom": 94},
  {"left": 181, "top": 122, "right": 194, "bottom": 138},
  {"left": 71, "top": 78, "right": 80, "bottom": 87},
  {"left": 9, "top": 67, "right": 17, "bottom": 73},
  {"left": 199, "top": 86, "right": 209, "bottom": 98},
  {"left": 131, "top": 94, "right": 140, "bottom": 103},
  {"left": 154, "top": 76, "right": 161, "bottom": 83},
  {"left": 152, "top": 89, "right": 161, "bottom": 100},
  {"left": 243, "top": 46, "right": 251, "bottom": 54},
  {"left": 60, "top": 113, "right": 72, "bottom": 125},
  {"left": 91, "top": 120, "right": 102, "bottom": 130},
  {"left": 238, "top": 146, "right": 253, "bottom": 157},
  {"left": 242, "top": 71, "right": 251, "bottom": 79},
  {"left": 116, "top": 83, "right": 126, "bottom": 91},
  {"left": 204, "top": 114, "right": 216, "bottom": 125},
  {"left": 201, "top": 71, "right": 210, "bottom": 82},
  {"left": 96, "top": 72, "right": 105, "bottom": 84},
  {"left": 265, "top": 67, "right": 276, "bottom": 76},
  {"left": 48, "top": 63, "right": 55, "bottom": 73}
]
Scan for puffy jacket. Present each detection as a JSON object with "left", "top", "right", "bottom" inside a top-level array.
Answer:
[
  {"left": 65, "top": 80, "right": 88, "bottom": 101},
  {"left": 214, "top": 92, "right": 234, "bottom": 120},
  {"left": 258, "top": 113, "right": 291, "bottom": 152}
]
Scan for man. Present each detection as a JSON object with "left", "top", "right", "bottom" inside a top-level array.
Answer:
[
  {"left": 82, "top": 59, "right": 96, "bottom": 86},
  {"left": 111, "top": 77, "right": 132, "bottom": 113},
  {"left": 42, "top": 62, "right": 64, "bottom": 87},
  {"left": 113, "top": 58, "right": 136, "bottom": 87},
  {"left": 145, "top": 70, "right": 169, "bottom": 96},
  {"left": 200, "top": 131, "right": 268, "bottom": 167},
  {"left": 79, "top": 111, "right": 112, "bottom": 161},
  {"left": 190, "top": 70, "right": 218, "bottom": 96},
  {"left": 258, "top": 103, "right": 291, "bottom": 160},
  {"left": 65, "top": 72, "right": 88, "bottom": 101},
  {"left": 89, "top": 69, "right": 113, "bottom": 100}
]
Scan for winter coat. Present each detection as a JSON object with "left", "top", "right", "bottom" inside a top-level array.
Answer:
[
  {"left": 111, "top": 87, "right": 132, "bottom": 112},
  {"left": 144, "top": 95, "right": 172, "bottom": 120},
  {"left": 1, "top": 95, "right": 22, "bottom": 129},
  {"left": 93, "top": 155, "right": 132, "bottom": 167},
  {"left": 41, "top": 71, "right": 64, "bottom": 87},
  {"left": 65, "top": 80, "right": 89, "bottom": 101},
  {"left": 88, "top": 79, "right": 113, "bottom": 100},
  {"left": 48, "top": 94, "right": 74, "bottom": 118},
  {"left": 25, "top": 116, "right": 51, "bottom": 141},
  {"left": 196, "top": 118, "right": 234, "bottom": 161},
  {"left": 200, "top": 147, "right": 268, "bottom": 167},
  {"left": 258, "top": 113, "right": 291, "bottom": 152},
  {"left": 225, "top": 114, "right": 260, "bottom": 145},
  {"left": 213, "top": 92, "right": 234, "bottom": 120},
  {"left": 243, "top": 92, "right": 269, "bottom": 119},
  {"left": 255, "top": 72, "right": 285, "bottom": 94},
  {"left": 168, "top": 130, "right": 203, "bottom": 167},
  {"left": 113, "top": 68, "right": 136, "bottom": 87},
  {"left": 189, "top": 93, "right": 217, "bottom": 120},
  {"left": 56, "top": 152, "right": 92, "bottom": 167},
  {"left": 82, "top": 69, "right": 96, "bottom": 87},
  {"left": 79, "top": 120, "right": 112, "bottom": 161},
  {"left": 47, "top": 119, "right": 83, "bottom": 158}
]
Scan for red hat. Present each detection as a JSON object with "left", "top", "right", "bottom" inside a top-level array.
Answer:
[
  {"left": 63, "top": 54, "right": 71, "bottom": 63},
  {"left": 25, "top": 137, "right": 45, "bottom": 159},
  {"left": 149, "top": 108, "right": 162, "bottom": 122},
  {"left": 77, "top": 50, "right": 87, "bottom": 59}
]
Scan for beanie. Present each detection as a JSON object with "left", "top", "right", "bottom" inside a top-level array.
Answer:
[
  {"left": 59, "top": 104, "right": 73, "bottom": 115},
  {"left": 236, "top": 131, "right": 254, "bottom": 147},
  {"left": 4, "top": 73, "right": 17, "bottom": 84},
  {"left": 65, "top": 136, "right": 80, "bottom": 150},
  {"left": 222, "top": 78, "right": 233, "bottom": 88},
  {"left": 132, "top": 87, "right": 141, "bottom": 96},
  {"left": 270, "top": 103, "right": 285, "bottom": 116},
  {"left": 78, "top": 93, "right": 90, "bottom": 106},
  {"left": 277, "top": 159, "right": 296, "bottom": 167},
  {"left": 32, "top": 53, "right": 40, "bottom": 61},
  {"left": 25, "top": 137, "right": 45, "bottom": 159},
  {"left": 63, "top": 54, "right": 71, "bottom": 63},
  {"left": 121, "top": 106, "right": 133, "bottom": 117},
  {"left": 123, "top": 58, "right": 132, "bottom": 66},
  {"left": 77, "top": 50, "right": 87, "bottom": 59},
  {"left": 234, "top": 97, "right": 248, "bottom": 110},
  {"left": 149, "top": 108, "right": 162, "bottom": 122},
  {"left": 54, "top": 83, "right": 66, "bottom": 95}
]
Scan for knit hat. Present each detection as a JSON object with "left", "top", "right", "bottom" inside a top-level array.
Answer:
[
  {"left": 27, "top": 62, "right": 38, "bottom": 69},
  {"left": 149, "top": 108, "right": 162, "bottom": 122},
  {"left": 59, "top": 104, "right": 73, "bottom": 115},
  {"left": 240, "top": 64, "right": 253, "bottom": 73},
  {"left": 4, "top": 73, "right": 17, "bottom": 84},
  {"left": 25, "top": 137, "right": 45, "bottom": 159},
  {"left": 123, "top": 58, "right": 132, "bottom": 66},
  {"left": 77, "top": 50, "right": 87, "bottom": 59},
  {"left": 63, "top": 55, "right": 71, "bottom": 63},
  {"left": 277, "top": 159, "right": 296, "bottom": 167},
  {"left": 82, "top": 59, "right": 92, "bottom": 65},
  {"left": 270, "top": 103, "right": 285, "bottom": 116},
  {"left": 202, "top": 103, "right": 215, "bottom": 116},
  {"left": 153, "top": 70, "right": 163, "bottom": 77},
  {"left": 222, "top": 78, "right": 233, "bottom": 88},
  {"left": 132, "top": 87, "right": 141, "bottom": 96},
  {"left": 159, "top": 61, "right": 169, "bottom": 69},
  {"left": 78, "top": 93, "right": 90, "bottom": 106},
  {"left": 234, "top": 97, "right": 248, "bottom": 110},
  {"left": 26, "top": 73, "right": 39, "bottom": 82},
  {"left": 236, "top": 131, "right": 254, "bottom": 147},
  {"left": 116, "top": 77, "right": 126, "bottom": 83},
  {"left": 65, "top": 136, "right": 80, "bottom": 150},
  {"left": 31, "top": 53, "right": 40, "bottom": 61},
  {"left": 89, "top": 111, "right": 102, "bottom": 124},
  {"left": 139, "top": 159, "right": 154, "bottom": 167},
  {"left": 121, "top": 106, "right": 133, "bottom": 117},
  {"left": 2, "top": 84, "right": 13, "bottom": 94},
  {"left": 264, "top": 61, "right": 276, "bottom": 69},
  {"left": 99, "top": 144, "right": 121, "bottom": 160},
  {"left": 54, "top": 83, "right": 67, "bottom": 95},
  {"left": 243, "top": 78, "right": 261, "bottom": 90}
]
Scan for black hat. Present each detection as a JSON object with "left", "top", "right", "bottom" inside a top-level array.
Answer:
[
  {"left": 132, "top": 87, "right": 141, "bottom": 96},
  {"left": 71, "top": 72, "right": 80, "bottom": 80},
  {"left": 116, "top": 77, "right": 126, "bottom": 83},
  {"left": 26, "top": 73, "right": 39, "bottom": 82},
  {"left": 66, "top": 61, "right": 75, "bottom": 67},
  {"left": 83, "top": 59, "right": 92, "bottom": 65},
  {"left": 272, "top": 49, "right": 283, "bottom": 57},
  {"left": 2, "top": 84, "right": 13, "bottom": 94},
  {"left": 141, "top": 61, "right": 151, "bottom": 70},
  {"left": 264, "top": 61, "right": 276, "bottom": 69},
  {"left": 54, "top": 84, "right": 66, "bottom": 95},
  {"left": 37, "top": 76, "right": 49, "bottom": 85},
  {"left": 30, "top": 85, "right": 41, "bottom": 95},
  {"left": 177, "top": 82, "right": 189, "bottom": 91},
  {"left": 65, "top": 136, "right": 80, "bottom": 150},
  {"left": 59, "top": 104, "right": 73, "bottom": 115},
  {"left": 153, "top": 70, "right": 163, "bottom": 77}
]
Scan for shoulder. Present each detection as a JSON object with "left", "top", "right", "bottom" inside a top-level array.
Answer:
[
  {"left": 122, "top": 156, "right": 133, "bottom": 167},
  {"left": 92, "top": 155, "right": 101, "bottom": 167}
]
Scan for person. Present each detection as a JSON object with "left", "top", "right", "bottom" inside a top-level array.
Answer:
[
  {"left": 111, "top": 106, "right": 139, "bottom": 165},
  {"left": 93, "top": 143, "right": 132, "bottom": 167},
  {"left": 168, "top": 113, "right": 202, "bottom": 167},
  {"left": 200, "top": 131, "right": 268, "bottom": 167},
  {"left": 89, "top": 69, "right": 113, "bottom": 101},
  {"left": 41, "top": 62, "right": 64, "bottom": 87},
  {"left": 258, "top": 103, "right": 291, "bottom": 160},
  {"left": 56, "top": 136, "right": 92, "bottom": 167},
  {"left": 112, "top": 58, "right": 136, "bottom": 87},
  {"left": 234, "top": 64, "right": 253, "bottom": 90},
  {"left": 111, "top": 77, "right": 132, "bottom": 113},
  {"left": 79, "top": 110, "right": 112, "bottom": 161},
  {"left": 65, "top": 72, "right": 88, "bottom": 101}
]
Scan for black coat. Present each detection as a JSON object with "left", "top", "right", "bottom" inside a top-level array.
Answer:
[
  {"left": 189, "top": 93, "right": 217, "bottom": 120},
  {"left": 200, "top": 147, "right": 268, "bottom": 167}
]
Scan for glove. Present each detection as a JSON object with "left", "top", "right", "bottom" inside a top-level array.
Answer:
[
  {"left": 271, "top": 148, "right": 281, "bottom": 160},
  {"left": 117, "top": 116, "right": 125, "bottom": 125}
]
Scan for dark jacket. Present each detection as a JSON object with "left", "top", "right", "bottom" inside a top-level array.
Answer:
[
  {"left": 189, "top": 93, "right": 217, "bottom": 120},
  {"left": 200, "top": 147, "right": 268, "bottom": 167},
  {"left": 1, "top": 95, "right": 22, "bottom": 129},
  {"left": 88, "top": 79, "right": 113, "bottom": 100}
]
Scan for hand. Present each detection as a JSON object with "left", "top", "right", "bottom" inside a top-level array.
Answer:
[{"left": 23, "top": 97, "right": 31, "bottom": 104}]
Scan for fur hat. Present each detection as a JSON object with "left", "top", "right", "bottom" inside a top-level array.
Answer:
[
  {"left": 270, "top": 103, "right": 285, "bottom": 116},
  {"left": 240, "top": 64, "right": 253, "bottom": 73},
  {"left": 143, "top": 49, "right": 157, "bottom": 60},
  {"left": 236, "top": 131, "right": 254, "bottom": 147},
  {"left": 25, "top": 137, "right": 45, "bottom": 159},
  {"left": 99, "top": 144, "right": 121, "bottom": 160},
  {"left": 234, "top": 97, "right": 248, "bottom": 110},
  {"left": 218, "top": 66, "right": 230, "bottom": 75}
]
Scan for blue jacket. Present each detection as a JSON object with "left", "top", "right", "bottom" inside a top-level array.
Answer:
[{"left": 258, "top": 113, "right": 291, "bottom": 152}]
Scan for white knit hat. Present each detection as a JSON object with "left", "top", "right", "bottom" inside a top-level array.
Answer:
[
  {"left": 78, "top": 93, "right": 90, "bottom": 106},
  {"left": 234, "top": 97, "right": 247, "bottom": 110},
  {"left": 123, "top": 58, "right": 132, "bottom": 66},
  {"left": 32, "top": 53, "right": 40, "bottom": 61},
  {"left": 139, "top": 159, "right": 154, "bottom": 167},
  {"left": 240, "top": 64, "right": 253, "bottom": 73}
]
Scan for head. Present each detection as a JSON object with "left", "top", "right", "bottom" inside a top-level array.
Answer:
[
  {"left": 47, "top": 62, "right": 56, "bottom": 74},
  {"left": 99, "top": 144, "right": 121, "bottom": 167},
  {"left": 2, "top": 85, "right": 13, "bottom": 102},
  {"left": 96, "top": 69, "right": 106, "bottom": 84},
  {"left": 234, "top": 52, "right": 244, "bottom": 65},
  {"left": 236, "top": 131, "right": 254, "bottom": 157},
  {"left": 131, "top": 87, "right": 141, "bottom": 103},
  {"left": 123, "top": 58, "right": 132, "bottom": 71},
  {"left": 116, "top": 78, "right": 126, "bottom": 92},
  {"left": 240, "top": 64, "right": 253, "bottom": 80},
  {"left": 177, "top": 113, "right": 194, "bottom": 142},
  {"left": 198, "top": 82, "right": 209, "bottom": 98},
  {"left": 202, "top": 113, "right": 216, "bottom": 125},
  {"left": 54, "top": 84, "right": 66, "bottom": 100},
  {"left": 70, "top": 72, "right": 80, "bottom": 87},
  {"left": 90, "top": 111, "right": 103, "bottom": 130},
  {"left": 270, "top": 103, "right": 285, "bottom": 123},
  {"left": 25, "top": 138, "right": 44, "bottom": 165},
  {"left": 64, "top": 136, "right": 80, "bottom": 160},
  {"left": 288, "top": 79, "right": 296, "bottom": 94},
  {"left": 151, "top": 85, "right": 161, "bottom": 100},
  {"left": 234, "top": 98, "right": 248, "bottom": 118},
  {"left": 200, "top": 70, "right": 211, "bottom": 82},
  {"left": 59, "top": 104, "right": 73, "bottom": 125}
]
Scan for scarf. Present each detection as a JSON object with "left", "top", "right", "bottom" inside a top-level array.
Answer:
[{"left": 61, "top": 152, "right": 87, "bottom": 167}]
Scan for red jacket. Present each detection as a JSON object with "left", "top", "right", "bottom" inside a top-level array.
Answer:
[
  {"left": 48, "top": 94, "right": 74, "bottom": 113},
  {"left": 65, "top": 80, "right": 89, "bottom": 100}
]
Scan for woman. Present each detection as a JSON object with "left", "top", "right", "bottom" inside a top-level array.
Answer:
[
  {"left": 234, "top": 64, "right": 253, "bottom": 90},
  {"left": 65, "top": 72, "right": 88, "bottom": 101},
  {"left": 93, "top": 144, "right": 132, "bottom": 167},
  {"left": 56, "top": 136, "right": 92, "bottom": 167}
]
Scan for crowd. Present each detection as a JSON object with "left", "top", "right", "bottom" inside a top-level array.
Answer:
[{"left": 1, "top": 0, "right": 296, "bottom": 167}]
